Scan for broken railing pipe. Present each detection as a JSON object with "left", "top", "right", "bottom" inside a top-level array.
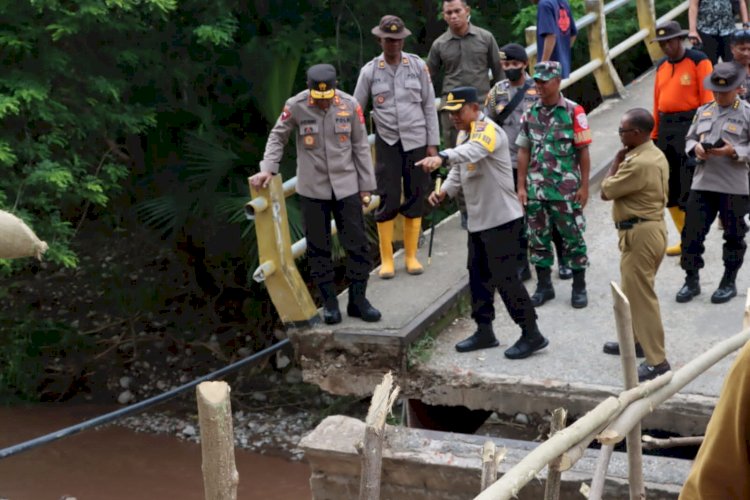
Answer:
[
  {"left": 252, "top": 260, "right": 276, "bottom": 283},
  {"left": 244, "top": 196, "right": 269, "bottom": 220}
]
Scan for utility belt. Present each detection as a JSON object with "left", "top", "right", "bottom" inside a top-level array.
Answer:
[
  {"left": 614, "top": 217, "right": 656, "bottom": 230},
  {"left": 658, "top": 109, "right": 697, "bottom": 125}
]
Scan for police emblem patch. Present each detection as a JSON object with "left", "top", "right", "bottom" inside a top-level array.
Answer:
[
  {"left": 376, "top": 95, "right": 385, "bottom": 104},
  {"left": 280, "top": 107, "right": 291, "bottom": 121},
  {"left": 339, "top": 135, "right": 348, "bottom": 142},
  {"left": 304, "top": 135, "right": 315, "bottom": 146},
  {"left": 378, "top": 60, "right": 385, "bottom": 69},
  {"left": 356, "top": 104, "right": 365, "bottom": 124},
  {"left": 576, "top": 113, "right": 588, "bottom": 130}
]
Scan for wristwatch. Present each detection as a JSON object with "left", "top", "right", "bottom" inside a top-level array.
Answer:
[{"left": 438, "top": 151, "right": 449, "bottom": 166}]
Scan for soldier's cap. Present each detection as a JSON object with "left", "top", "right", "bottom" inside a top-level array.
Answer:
[
  {"left": 441, "top": 87, "right": 479, "bottom": 111},
  {"left": 371, "top": 15, "right": 411, "bottom": 39},
  {"left": 703, "top": 62, "right": 745, "bottom": 92},
  {"left": 532, "top": 61, "right": 562, "bottom": 81},
  {"left": 307, "top": 64, "right": 337, "bottom": 99},
  {"left": 500, "top": 43, "right": 528, "bottom": 63},
  {"left": 650, "top": 21, "right": 688, "bottom": 43}
]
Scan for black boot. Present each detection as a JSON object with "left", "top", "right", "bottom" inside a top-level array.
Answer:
[
  {"left": 558, "top": 266, "right": 573, "bottom": 280},
  {"left": 676, "top": 271, "right": 700, "bottom": 303},
  {"left": 318, "top": 282, "right": 341, "bottom": 325},
  {"left": 711, "top": 268, "right": 739, "bottom": 304},
  {"left": 571, "top": 269, "right": 588, "bottom": 308},
  {"left": 531, "top": 267, "right": 555, "bottom": 307},
  {"left": 504, "top": 324, "right": 549, "bottom": 359},
  {"left": 518, "top": 263, "right": 532, "bottom": 282},
  {"left": 347, "top": 280, "right": 381, "bottom": 322},
  {"left": 455, "top": 323, "right": 499, "bottom": 353}
]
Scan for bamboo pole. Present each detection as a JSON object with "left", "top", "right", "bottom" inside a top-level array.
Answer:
[
  {"left": 635, "top": 0, "right": 662, "bottom": 61},
  {"left": 525, "top": 27, "right": 538, "bottom": 68},
  {"left": 598, "top": 327, "right": 750, "bottom": 446},
  {"left": 543, "top": 408, "right": 567, "bottom": 500},
  {"left": 359, "top": 372, "right": 400, "bottom": 500},
  {"left": 585, "top": 0, "right": 625, "bottom": 97},
  {"left": 196, "top": 381, "right": 238, "bottom": 500},
  {"left": 588, "top": 445, "right": 614, "bottom": 500},
  {"left": 641, "top": 435, "right": 704, "bottom": 450},
  {"left": 481, "top": 441, "right": 498, "bottom": 492}
]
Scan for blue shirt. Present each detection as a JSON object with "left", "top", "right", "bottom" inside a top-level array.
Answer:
[{"left": 536, "top": 0, "right": 577, "bottom": 78}]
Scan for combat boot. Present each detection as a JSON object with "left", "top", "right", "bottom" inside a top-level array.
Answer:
[
  {"left": 571, "top": 269, "right": 588, "bottom": 308},
  {"left": 455, "top": 323, "right": 499, "bottom": 353},
  {"left": 676, "top": 271, "right": 700, "bottom": 303},
  {"left": 711, "top": 267, "right": 739, "bottom": 304},
  {"left": 318, "top": 281, "right": 341, "bottom": 325},
  {"left": 347, "top": 280, "right": 381, "bottom": 322},
  {"left": 531, "top": 267, "right": 555, "bottom": 307},
  {"left": 504, "top": 324, "right": 549, "bottom": 359}
]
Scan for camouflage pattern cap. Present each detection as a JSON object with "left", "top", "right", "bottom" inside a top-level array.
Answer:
[{"left": 533, "top": 61, "right": 562, "bottom": 81}]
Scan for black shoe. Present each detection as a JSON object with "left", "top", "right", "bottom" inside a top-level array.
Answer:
[
  {"left": 571, "top": 288, "right": 588, "bottom": 308},
  {"left": 518, "top": 265, "right": 532, "bottom": 282},
  {"left": 676, "top": 278, "right": 700, "bottom": 303},
  {"left": 347, "top": 281, "right": 381, "bottom": 322},
  {"left": 318, "top": 281, "right": 342, "bottom": 324},
  {"left": 558, "top": 266, "right": 573, "bottom": 280},
  {"left": 637, "top": 360, "right": 671, "bottom": 382},
  {"left": 504, "top": 333, "right": 549, "bottom": 360},
  {"left": 711, "top": 283, "right": 737, "bottom": 304},
  {"left": 603, "top": 341, "right": 645, "bottom": 358},
  {"left": 323, "top": 304, "right": 342, "bottom": 324},
  {"left": 455, "top": 324, "right": 499, "bottom": 353}
]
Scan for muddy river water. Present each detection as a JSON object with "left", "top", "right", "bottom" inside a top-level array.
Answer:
[{"left": 0, "top": 405, "right": 311, "bottom": 499}]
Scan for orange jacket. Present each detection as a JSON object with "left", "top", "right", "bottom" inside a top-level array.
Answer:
[{"left": 652, "top": 49, "right": 713, "bottom": 139}]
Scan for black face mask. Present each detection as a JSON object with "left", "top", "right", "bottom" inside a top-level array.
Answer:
[{"left": 505, "top": 68, "right": 524, "bottom": 82}]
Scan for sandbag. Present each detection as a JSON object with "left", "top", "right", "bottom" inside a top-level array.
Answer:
[{"left": 0, "top": 210, "right": 48, "bottom": 260}]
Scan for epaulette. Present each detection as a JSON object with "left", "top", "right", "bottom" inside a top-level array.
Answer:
[{"left": 685, "top": 48, "right": 709, "bottom": 65}]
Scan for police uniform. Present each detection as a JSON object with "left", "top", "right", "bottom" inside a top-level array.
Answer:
[
  {"left": 516, "top": 61, "right": 592, "bottom": 309},
  {"left": 678, "top": 62, "right": 750, "bottom": 305},
  {"left": 353, "top": 15, "right": 440, "bottom": 278},
  {"left": 259, "top": 64, "right": 380, "bottom": 324},
  {"left": 436, "top": 87, "right": 548, "bottom": 360}
]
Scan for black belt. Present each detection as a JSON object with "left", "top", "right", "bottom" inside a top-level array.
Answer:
[
  {"left": 658, "top": 110, "right": 696, "bottom": 124},
  {"left": 614, "top": 217, "right": 650, "bottom": 230}
]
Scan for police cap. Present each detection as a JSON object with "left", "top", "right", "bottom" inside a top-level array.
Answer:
[
  {"left": 703, "top": 62, "right": 745, "bottom": 92},
  {"left": 441, "top": 87, "right": 479, "bottom": 111},
  {"left": 307, "top": 64, "right": 337, "bottom": 99},
  {"left": 500, "top": 43, "right": 528, "bottom": 63}
]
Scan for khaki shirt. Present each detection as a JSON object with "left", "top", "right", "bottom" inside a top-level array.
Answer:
[
  {"left": 601, "top": 141, "right": 668, "bottom": 223},
  {"left": 353, "top": 52, "right": 440, "bottom": 152},
  {"left": 260, "top": 89, "right": 376, "bottom": 200},
  {"left": 685, "top": 98, "right": 750, "bottom": 195},
  {"left": 441, "top": 114, "right": 524, "bottom": 232},
  {"left": 679, "top": 340, "right": 750, "bottom": 500},
  {"left": 484, "top": 76, "right": 538, "bottom": 165},
  {"left": 426, "top": 23, "right": 503, "bottom": 99}
]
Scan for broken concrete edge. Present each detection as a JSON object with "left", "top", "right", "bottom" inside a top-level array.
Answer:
[
  {"left": 300, "top": 365, "right": 718, "bottom": 437},
  {"left": 299, "top": 415, "right": 688, "bottom": 499}
]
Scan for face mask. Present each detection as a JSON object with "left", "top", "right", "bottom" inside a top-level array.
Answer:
[{"left": 505, "top": 68, "right": 523, "bottom": 82}]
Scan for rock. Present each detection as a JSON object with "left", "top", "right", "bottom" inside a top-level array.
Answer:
[
  {"left": 182, "top": 425, "right": 197, "bottom": 437},
  {"left": 237, "top": 347, "right": 251, "bottom": 357},
  {"left": 251, "top": 392, "right": 268, "bottom": 402},
  {"left": 117, "top": 390, "right": 134, "bottom": 405},
  {"left": 156, "top": 380, "right": 168, "bottom": 391},
  {"left": 514, "top": 412, "right": 530, "bottom": 425},
  {"left": 119, "top": 376, "right": 132, "bottom": 389},
  {"left": 285, "top": 368, "right": 303, "bottom": 384},
  {"left": 275, "top": 351, "right": 291, "bottom": 369}
]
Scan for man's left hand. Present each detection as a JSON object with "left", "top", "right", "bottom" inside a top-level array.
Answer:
[
  {"left": 360, "top": 191, "right": 372, "bottom": 207},
  {"left": 712, "top": 141, "right": 736, "bottom": 158},
  {"left": 574, "top": 185, "right": 589, "bottom": 208},
  {"left": 416, "top": 155, "right": 443, "bottom": 173}
]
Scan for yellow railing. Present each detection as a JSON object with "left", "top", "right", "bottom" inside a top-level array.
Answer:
[{"left": 246, "top": 0, "right": 688, "bottom": 327}]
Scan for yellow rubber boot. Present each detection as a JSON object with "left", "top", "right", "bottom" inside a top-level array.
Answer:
[
  {"left": 377, "top": 220, "right": 395, "bottom": 279},
  {"left": 403, "top": 217, "right": 424, "bottom": 275},
  {"left": 666, "top": 206, "right": 685, "bottom": 256}
]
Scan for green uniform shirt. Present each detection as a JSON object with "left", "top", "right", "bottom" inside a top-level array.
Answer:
[{"left": 516, "top": 94, "right": 592, "bottom": 201}]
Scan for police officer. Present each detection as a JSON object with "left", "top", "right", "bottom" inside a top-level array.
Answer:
[
  {"left": 677, "top": 62, "right": 750, "bottom": 305},
  {"left": 250, "top": 64, "right": 381, "bottom": 324},
  {"left": 516, "top": 61, "right": 592, "bottom": 309},
  {"left": 485, "top": 43, "right": 571, "bottom": 282},
  {"left": 417, "top": 87, "right": 548, "bottom": 359},
  {"left": 354, "top": 15, "right": 440, "bottom": 279}
]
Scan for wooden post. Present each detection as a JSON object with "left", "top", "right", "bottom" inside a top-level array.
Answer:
[
  {"left": 480, "top": 441, "right": 498, "bottom": 492},
  {"left": 248, "top": 175, "right": 319, "bottom": 326},
  {"left": 359, "top": 372, "right": 400, "bottom": 500},
  {"left": 635, "top": 0, "right": 663, "bottom": 61},
  {"left": 196, "top": 381, "right": 238, "bottom": 500},
  {"left": 525, "top": 26, "right": 538, "bottom": 69},
  {"left": 543, "top": 408, "right": 567, "bottom": 500},
  {"left": 585, "top": 0, "right": 625, "bottom": 98}
]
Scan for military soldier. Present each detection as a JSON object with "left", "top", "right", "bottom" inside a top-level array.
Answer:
[
  {"left": 485, "top": 43, "right": 571, "bottom": 282},
  {"left": 677, "top": 62, "right": 750, "bottom": 305},
  {"left": 250, "top": 64, "right": 381, "bottom": 324},
  {"left": 417, "top": 87, "right": 548, "bottom": 359},
  {"left": 354, "top": 15, "right": 440, "bottom": 279},
  {"left": 516, "top": 61, "right": 592, "bottom": 309}
]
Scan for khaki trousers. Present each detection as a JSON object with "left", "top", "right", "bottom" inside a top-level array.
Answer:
[{"left": 619, "top": 220, "right": 668, "bottom": 365}]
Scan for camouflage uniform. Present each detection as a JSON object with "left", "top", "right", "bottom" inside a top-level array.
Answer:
[{"left": 516, "top": 94, "right": 591, "bottom": 269}]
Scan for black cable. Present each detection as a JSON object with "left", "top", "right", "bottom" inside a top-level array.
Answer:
[{"left": 0, "top": 339, "right": 290, "bottom": 460}]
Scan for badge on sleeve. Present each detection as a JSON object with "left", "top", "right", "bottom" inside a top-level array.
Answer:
[
  {"left": 356, "top": 104, "right": 365, "bottom": 124},
  {"left": 280, "top": 106, "right": 291, "bottom": 121},
  {"left": 469, "top": 121, "right": 497, "bottom": 152}
]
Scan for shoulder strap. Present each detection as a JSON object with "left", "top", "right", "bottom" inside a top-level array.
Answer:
[{"left": 496, "top": 80, "right": 533, "bottom": 125}]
